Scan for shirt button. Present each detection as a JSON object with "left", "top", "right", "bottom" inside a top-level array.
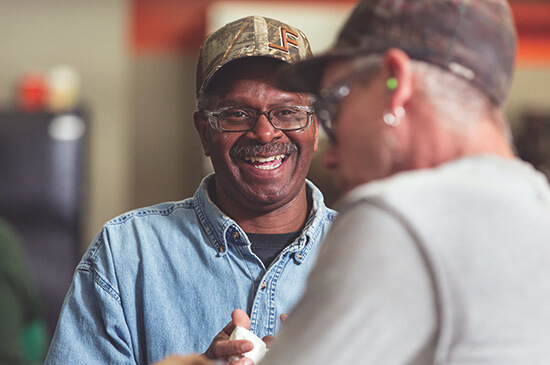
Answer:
[
  {"left": 260, "top": 281, "right": 267, "bottom": 290},
  {"left": 218, "top": 245, "right": 226, "bottom": 253},
  {"left": 232, "top": 231, "right": 240, "bottom": 240},
  {"left": 296, "top": 253, "right": 303, "bottom": 260}
]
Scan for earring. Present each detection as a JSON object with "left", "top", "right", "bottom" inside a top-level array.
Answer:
[
  {"left": 386, "top": 77, "right": 398, "bottom": 91},
  {"left": 383, "top": 106, "right": 405, "bottom": 127}
]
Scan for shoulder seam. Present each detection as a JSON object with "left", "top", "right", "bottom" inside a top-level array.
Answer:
[
  {"left": 77, "top": 261, "right": 121, "bottom": 304},
  {"left": 77, "top": 234, "right": 122, "bottom": 304},
  {"left": 106, "top": 201, "right": 194, "bottom": 226}
]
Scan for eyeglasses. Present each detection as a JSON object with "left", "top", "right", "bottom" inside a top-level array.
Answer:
[
  {"left": 314, "top": 56, "right": 382, "bottom": 143},
  {"left": 314, "top": 85, "right": 351, "bottom": 143},
  {"left": 202, "top": 106, "right": 314, "bottom": 132}
]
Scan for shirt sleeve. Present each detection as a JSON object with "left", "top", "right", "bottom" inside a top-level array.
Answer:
[
  {"left": 45, "top": 233, "right": 135, "bottom": 365},
  {"left": 260, "top": 200, "right": 438, "bottom": 365}
]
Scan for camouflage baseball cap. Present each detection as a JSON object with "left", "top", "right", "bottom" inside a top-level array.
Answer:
[
  {"left": 196, "top": 15, "right": 313, "bottom": 96},
  {"left": 279, "top": 0, "right": 517, "bottom": 106}
]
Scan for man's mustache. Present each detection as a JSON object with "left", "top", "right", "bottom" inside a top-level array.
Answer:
[{"left": 229, "top": 141, "right": 298, "bottom": 158}]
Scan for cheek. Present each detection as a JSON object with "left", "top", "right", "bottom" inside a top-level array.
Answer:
[
  {"left": 289, "top": 125, "right": 318, "bottom": 153},
  {"left": 336, "top": 111, "right": 381, "bottom": 165},
  {"left": 335, "top": 110, "right": 366, "bottom": 148},
  {"left": 209, "top": 133, "right": 236, "bottom": 156},
  {"left": 207, "top": 134, "right": 240, "bottom": 172}
]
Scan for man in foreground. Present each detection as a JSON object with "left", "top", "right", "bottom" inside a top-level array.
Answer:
[
  {"left": 259, "top": 0, "right": 550, "bottom": 363},
  {"left": 45, "top": 16, "right": 335, "bottom": 364}
]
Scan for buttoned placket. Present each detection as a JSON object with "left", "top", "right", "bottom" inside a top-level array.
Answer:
[
  {"left": 219, "top": 223, "right": 310, "bottom": 337},
  {"left": 248, "top": 235, "right": 308, "bottom": 336}
]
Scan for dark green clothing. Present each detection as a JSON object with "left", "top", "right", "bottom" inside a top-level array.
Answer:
[{"left": 0, "top": 218, "right": 45, "bottom": 364}]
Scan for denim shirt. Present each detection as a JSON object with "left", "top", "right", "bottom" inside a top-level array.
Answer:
[{"left": 45, "top": 174, "right": 336, "bottom": 364}]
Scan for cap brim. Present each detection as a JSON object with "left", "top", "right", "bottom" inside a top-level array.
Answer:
[
  {"left": 276, "top": 57, "right": 328, "bottom": 95},
  {"left": 277, "top": 48, "right": 362, "bottom": 94}
]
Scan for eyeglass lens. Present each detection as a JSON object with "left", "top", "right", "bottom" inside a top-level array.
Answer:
[
  {"left": 314, "top": 85, "right": 351, "bottom": 142},
  {"left": 216, "top": 107, "right": 310, "bottom": 132}
]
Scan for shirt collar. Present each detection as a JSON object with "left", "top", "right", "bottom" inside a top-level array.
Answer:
[{"left": 193, "top": 173, "right": 334, "bottom": 257}]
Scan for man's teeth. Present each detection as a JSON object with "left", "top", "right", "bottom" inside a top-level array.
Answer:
[
  {"left": 244, "top": 154, "right": 285, "bottom": 164},
  {"left": 244, "top": 154, "right": 286, "bottom": 170}
]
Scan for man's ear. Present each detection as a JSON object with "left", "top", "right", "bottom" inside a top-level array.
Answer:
[
  {"left": 383, "top": 48, "right": 413, "bottom": 112},
  {"left": 193, "top": 110, "right": 211, "bottom": 156},
  {"left": 313, "top": 116, "right": 319, "bottom": 152}
]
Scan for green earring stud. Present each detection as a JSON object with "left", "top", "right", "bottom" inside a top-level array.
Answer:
[{"left": 386, "top": 77, "right": 398, "bottom": 90}]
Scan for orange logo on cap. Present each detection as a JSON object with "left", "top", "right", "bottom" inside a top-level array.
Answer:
[{"left": 269, "top": 27, "right": 299, "bottom": 53}]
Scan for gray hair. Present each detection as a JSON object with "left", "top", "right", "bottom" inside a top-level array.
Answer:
[
  {"left": 347, "top": 54, "right": 512, "bottom": 142},
  {"left": 410, "top": 60, "right": 512, "bottom": 142},
  {"left": 196, "top": 92, "right": 211, "bottom": 111}
]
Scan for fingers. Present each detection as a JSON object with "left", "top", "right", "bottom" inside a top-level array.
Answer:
[
  {"left": 231, "top": 309, "right": 251, "bottom": 329},
  {"left": 212, "top": 339, "right": 254, "bottom": 359},
  {"left": 221, "top": 309, "right": 251, "bottom": 337},
  {"left": 261, "top": 335, "right": 276, "bottom": 349},
  {"left": 221, "top": 319, "right": 237, "bottom": 337},
  {"left": 259, "top": 313, "right": 287, "bottom": 350},
  {"left": 226, "top": 356, "right": 254, "bottom": 365},
  {"left": 204, "top": 325, "right": 231, "bottom": 359},
  {"left": 153, "top": 354, "right": 214, "bottom": 365},
  {"left": 204, "top": 309, "right": 254, "bottom": 361}
]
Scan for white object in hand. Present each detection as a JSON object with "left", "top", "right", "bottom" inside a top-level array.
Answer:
[{"left": 229, "top": 326, "right": 268, "bottom": 363}]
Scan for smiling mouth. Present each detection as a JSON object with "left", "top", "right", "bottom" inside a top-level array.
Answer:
[{"left": 243, "top": 154, "right": 287, "bottom": 170}]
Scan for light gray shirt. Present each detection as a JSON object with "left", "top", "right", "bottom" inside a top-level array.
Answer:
[{"left": 261, "top": 155, "right": 550, "bottom": 365}]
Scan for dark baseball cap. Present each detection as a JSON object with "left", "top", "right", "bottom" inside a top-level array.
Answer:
[
  {"left": 278, "top": 0, "right": 517, "bottom": 106},
  {"left": 196, "top": 15, "right": 313, "bottom": 97}
]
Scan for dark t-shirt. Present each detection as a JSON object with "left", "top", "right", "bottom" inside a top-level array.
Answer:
[{"left": 247, "top": 231, "right": 300, "bottom": 268}]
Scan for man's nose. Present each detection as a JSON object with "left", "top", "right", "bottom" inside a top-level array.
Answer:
[{"left": 247, "top": 114, "right": 283, "bottom": 143}]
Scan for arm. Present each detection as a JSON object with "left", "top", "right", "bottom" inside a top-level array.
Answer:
[
  {"left": 260, "top": 201, "right": 438, "bottom": 365},
  {"left": 153, "top": 354, "right": 215, "bottom": 365}
]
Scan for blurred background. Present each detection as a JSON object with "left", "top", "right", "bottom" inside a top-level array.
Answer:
[{"left": 0, "top": 0, "right": 549, "bottom": 354}]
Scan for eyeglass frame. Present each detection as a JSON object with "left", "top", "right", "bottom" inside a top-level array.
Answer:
[
  {"left": 201, "top": 105, "right": 315, "bottom": 133},
  {"left": 314, "top": 55, "right": 383, "bottom": 143}
]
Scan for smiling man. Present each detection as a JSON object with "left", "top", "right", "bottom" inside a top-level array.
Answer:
[
  {"left": 194, "top": 57, "right": 319, "bottom": 230},
  {"left": 45, "top": 16, "right": 336, "bottom": 364}
]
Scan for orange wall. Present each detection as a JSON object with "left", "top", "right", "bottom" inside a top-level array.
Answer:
[
  {"left": 511, "top": 2, "right": 550, "bottom": 64},
  {"left": 131, "top": 0, "right": 550, "bottom": 65}
]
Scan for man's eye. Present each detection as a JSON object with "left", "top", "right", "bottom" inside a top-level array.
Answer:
[
  {"left": 223, "top": 110, "right": 251, "bottom": 119},
  {"left": 276, "top": 108, "right": 299, "bottom": 116}
]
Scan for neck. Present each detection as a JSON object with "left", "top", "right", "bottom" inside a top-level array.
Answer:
[
  {"left": 210, "top": 181, "right": 311, "bottom": 234},
  {"left": 401, "top": 103, "right": 515, "bottom": 171}
]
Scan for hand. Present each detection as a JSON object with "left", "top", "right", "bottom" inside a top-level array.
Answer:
[
  {"left": 261, "top": 313, "right": 288, "bottom": 349},
  {"left": 153, "top": 354, "right": 252, "bottom": 365},
  {"left": 152, "top": 354, "right": 214, "bottom": 365},
  {"left": 203, "top": 309, "right": 254, "bottom": 363}
]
